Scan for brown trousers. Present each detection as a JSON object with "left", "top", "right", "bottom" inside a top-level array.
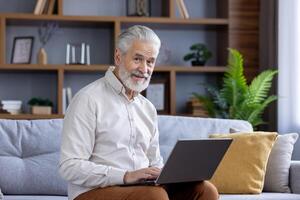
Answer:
[{"left": 75, "top": 181, "right": 219, "bottom": 200}]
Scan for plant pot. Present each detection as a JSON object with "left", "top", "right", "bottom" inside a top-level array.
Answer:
[
  {"left": 38, "top": 48, "right": 48, "bottom": 65},
  {"left": 191, "top": 60, "right": 206, "bottom": 66},
  {"left": 31, "top": 106, "right": 52, "bottom": 115}
]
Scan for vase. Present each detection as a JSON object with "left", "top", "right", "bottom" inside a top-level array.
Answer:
[
  {"left": 38, "top": 48, "right": 47, "bottom": 65},
  {"left": 31, "top": 106, "right": 52, "bottom": 115}
]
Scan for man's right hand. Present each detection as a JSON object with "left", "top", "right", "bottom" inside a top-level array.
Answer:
[{"left": 123, "top": 167, "right": 161, "bottom": 184}]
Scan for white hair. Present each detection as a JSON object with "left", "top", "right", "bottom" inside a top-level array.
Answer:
[{"left": 116, "top": 25, "right": 161, "bottom": 54}]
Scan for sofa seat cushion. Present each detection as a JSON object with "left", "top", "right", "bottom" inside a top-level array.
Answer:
[
  {"left": 4, "top": 195, "right": 67, "bottom": 200},
  {"left": 220, "top": 193, "right": 300, "bottom": 200}
]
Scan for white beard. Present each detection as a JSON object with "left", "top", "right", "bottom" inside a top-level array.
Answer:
[{"left": 118, "top": 65, "right": 152, "bottom": 93}]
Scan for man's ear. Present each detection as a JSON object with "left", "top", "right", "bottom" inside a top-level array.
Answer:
[{"left": 114, "top": 48, "right": 122, "bottom": 66}]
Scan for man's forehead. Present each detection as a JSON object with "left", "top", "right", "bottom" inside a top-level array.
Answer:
[{"left": 133, "top": 52, "right": 156, "bottom": 60}]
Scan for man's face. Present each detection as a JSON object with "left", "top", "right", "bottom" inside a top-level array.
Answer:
[{"left": 115, "top": 40, "right": 159, "bottom": 93}]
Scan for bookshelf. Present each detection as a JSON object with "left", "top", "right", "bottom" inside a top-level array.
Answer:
[{"left": 0, "top": 0, "right": 259, "bottom": 119}]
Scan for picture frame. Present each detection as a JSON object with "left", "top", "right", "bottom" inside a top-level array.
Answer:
[
  {"left": 11, "top": 36, "right": 34, "bottom": 64},
  {"left": 127, "top": 0, "right": 151, "bottom": 17},
  {"left": 145, "top": 79, "right": 169, "bottom": 114}
]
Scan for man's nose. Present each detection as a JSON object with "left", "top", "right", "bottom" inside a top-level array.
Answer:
[{"left": 139, "top": 60, "right": 148, "bottom": 74}]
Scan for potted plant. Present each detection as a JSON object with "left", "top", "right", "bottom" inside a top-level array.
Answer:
[
  {"left": 28, "top": 97, "right": 53, "bottom": 115},
  {"left": 193, "top": 48, "right": 278, "bottom": 129},
  {"left": 183, "top": 43, "right": 212, "bottom": 66}
]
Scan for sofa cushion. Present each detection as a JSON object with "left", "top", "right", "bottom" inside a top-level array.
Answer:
[
  {"left": 209, "top": 132, "right": 277, "bottom": 194},
  {"left": 0, "top": 119, "right": 67, "bottom": 195},
  {"left": 220, "top": 192, "right": 300, "bottom": 200},
  {"left": 4, "top": 196, "right": 67, "bottom": 200},
  {"left": 264, "top": 133, "right": 299, "bottom": 193},
  {"left": 157, "top": 115, "right": 253, "bottom": 162}
]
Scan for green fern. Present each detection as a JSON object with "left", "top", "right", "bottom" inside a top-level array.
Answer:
[{"left": 194, "top": 48, "right": 277, "bottom": 128}]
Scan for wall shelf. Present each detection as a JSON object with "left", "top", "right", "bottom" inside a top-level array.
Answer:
[
  {"left": 0, "top": 0, "right": 259, "bottom": 118},
  {"left": 0, "top": 114, "right": 64, "bottom": 119}
]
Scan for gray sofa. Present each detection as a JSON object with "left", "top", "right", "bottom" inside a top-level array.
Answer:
[{"left": 0, "top": 115, "right": 299, "bottom": 200}]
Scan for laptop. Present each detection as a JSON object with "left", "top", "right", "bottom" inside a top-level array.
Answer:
[{"left": 122, "top": 138, "right": 232, "bottom": 186}]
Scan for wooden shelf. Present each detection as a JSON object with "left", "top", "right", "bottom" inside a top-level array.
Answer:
[
  {"left": 0, "top": 114, "right": 64, "bottom": 119},
  {"left": 0, "top": 64, "right": 59, "bottom": 71},
  {"left": 162, "top": 66, "right": 227, "bottom": 73},
  {"left": 62, "top": 64, "right": 108, "bottom": 72},
  {"left": 1, "top": 0, "right": 260, "bottom": 118},
  {"left": 2, "top": 13, "right": 228, "bottom": 26},
  {"left": 0, "top": 64, "right": 227, "bottom": 73}
]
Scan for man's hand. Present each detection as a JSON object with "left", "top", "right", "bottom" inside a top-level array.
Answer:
[{"left": 123, "top": 167, "right": 161, "bottom": 184}]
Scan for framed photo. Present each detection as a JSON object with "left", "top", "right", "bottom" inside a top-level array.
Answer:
[
  {"left": 145, "top": 79, "right": 169, "bottom": 114},
  {"left": 11, "top": 37, "right": 34, "bottom": 64},
  {"left": 127, "top": 0, "right": 151, "bottom": 16}
]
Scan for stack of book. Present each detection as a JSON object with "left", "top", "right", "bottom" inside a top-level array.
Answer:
[
  {"left": 186, "top": 97, "right": 209, "bottom": 117},
  {"left": 0, "top": 100, "right": 22, "bottom": 114},
  {"left": 34, "top": 0, "right": 56, "bottom": 15}
]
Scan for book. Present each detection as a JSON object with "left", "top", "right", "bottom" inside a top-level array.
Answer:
[
  {"left": 179, "top": 0, "right": 189, "bottom": 19},
  {"left": 39, "top": 0, "right": 48, "bottom": 15},
  {"left": 62, "top": 88, "right": 66, "bottom": 114},
  {"left": 42, "top": 0, "right": 50, "bottom": 14},
  {"left": 66, "top": 87, "right": 73, "bottom": 106},
  {"left": 33, "top": 0, "right": 44, "bottom": 15},
  {"left": 47, "top": 0, "right": 56, "bottom": 14},
  {"left": 175, "top": 0, "right": 184, "bottom": 18}
]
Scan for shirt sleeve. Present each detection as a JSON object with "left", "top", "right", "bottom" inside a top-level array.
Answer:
[
  {"left": 146, "top": 113, "right": 164, "bottom": 169},
  {"left": 59, "top": 92, "right": 126, "bottom": 188}
]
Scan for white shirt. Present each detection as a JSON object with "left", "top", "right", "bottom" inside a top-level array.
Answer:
[{"left": 59, "top": 66, "right": 164, "bottom": 200}]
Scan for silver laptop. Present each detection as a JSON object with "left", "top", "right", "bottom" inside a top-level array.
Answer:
[{"left": 123, "top": 138, "right": 232, "bottom": 186}]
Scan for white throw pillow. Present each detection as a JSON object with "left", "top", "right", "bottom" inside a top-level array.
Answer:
[{"left": 263, "top": 133, "right": 299, "bottom": 192}]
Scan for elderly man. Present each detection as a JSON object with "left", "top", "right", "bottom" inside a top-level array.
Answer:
[{"left": 59, "top": 25, "right": 219, "bottom": 200}]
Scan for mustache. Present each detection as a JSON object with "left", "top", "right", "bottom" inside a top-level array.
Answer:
[{"left": 131, "top": 70, "right": 151, "bottom": 79}]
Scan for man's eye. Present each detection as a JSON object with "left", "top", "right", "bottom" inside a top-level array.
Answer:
[{"left": 134, "top": 57, "right": 142, "bottom": 62}]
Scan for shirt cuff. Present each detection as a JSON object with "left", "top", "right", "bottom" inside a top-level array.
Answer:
[{"left": 107, "top": 167, "right": 127, "bottom": 186}]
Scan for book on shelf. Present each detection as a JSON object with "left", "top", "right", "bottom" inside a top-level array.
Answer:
[
  {"left": 178, "top": 0, "right": 190, "bottom": 19},
  {"left": 62, "top": 87, "right": 73, "bottom": 114},
  {"left": 42, "top": 0, "right": 50, "bottom": 14},
  {"left": 34, "top": 0, "right": 55, "bottom": 15},
  {"left": 175, "top": 0, "right": 184, "bottom": 18},
  {"left": 46, "top": 0, "right": 56, "bottom": 14},
  {"left": 33, "top": 0, "right": 43, "bottom": 15}
]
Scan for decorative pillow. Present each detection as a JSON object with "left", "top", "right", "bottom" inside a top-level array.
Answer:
[
  {"left": 229, "top": 128, "right": 299, "bottom": 193},
  {"left": 209, "top": 132, "right": 277, "bottom": 194},
  {"left": 263, "top": 133, "right": 299, "bottom": 192}
]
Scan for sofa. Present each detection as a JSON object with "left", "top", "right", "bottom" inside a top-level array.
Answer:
[{"left": 0, "top": 115, "right": 299, "bottom": 200}]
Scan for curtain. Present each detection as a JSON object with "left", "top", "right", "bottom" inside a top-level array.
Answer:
[
  {"left": 259, "top": 0, "right": 278, "bottom": 131},
  {"left": 278, "top": 0, "right": 300, "bottom": 159}
]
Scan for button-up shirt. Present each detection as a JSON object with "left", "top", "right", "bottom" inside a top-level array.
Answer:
[{"left": 59, "top": 66, "right": 164, "bottom": 200}]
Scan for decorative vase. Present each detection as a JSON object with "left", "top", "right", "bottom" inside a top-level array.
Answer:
[
  {"left": 38, "top": 48, "right": 47, "bottom": 65},
  {"left": 31, "top": 106, "right": 52, "bottom": 115}
]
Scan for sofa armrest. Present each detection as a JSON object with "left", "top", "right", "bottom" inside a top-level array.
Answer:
[{"left": 290, "top": 160, "right": 300, "bottom": 194}]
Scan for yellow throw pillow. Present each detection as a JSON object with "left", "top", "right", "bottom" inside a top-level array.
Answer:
[{"left": 209, "top": 132, "right": 277, "bottom": 194}]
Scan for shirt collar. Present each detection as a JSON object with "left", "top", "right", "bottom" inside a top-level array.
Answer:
[{"left": 105, "top": 66, "right": 139, "bottom": 101}]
